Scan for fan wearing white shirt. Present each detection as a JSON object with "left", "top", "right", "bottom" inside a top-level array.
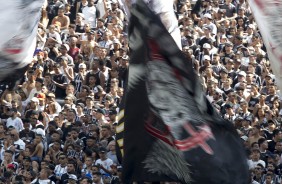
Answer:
[
  {"left": 95, "top": 147, "right": 113, "bottom": 175},
  {"left": 9, "top": 129, "right": 25, "bottom": 160},
  {"left": 31, "top": 167, "right": 55, "bottom": 184},
  {"left": 54, "top": 153, "right": 68, "bottom": 181},
  {"left": 6, "top": 109, "right": 24, "bottom": 132},
  {"left": 82, "top": 0, "right": 99, "bottom": 29},
  {"left": 248, "top": 148, "right": 266, "bottom": 169},
  {"left": 98, "top": 31, "right": 113, "bottom": 49},
  {"left": 25, "top": 78, "right": 44, "bottom": 104}
]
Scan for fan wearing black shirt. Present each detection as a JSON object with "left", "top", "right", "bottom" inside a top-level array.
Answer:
[
  {"left": 59, "top": 161, "right": 77, "bottom": 184},
  {"left": 118, "top": 55, "right": 129, "bottom": 88},
  {"left": 268, "top": 129, "right": 282, "bottom": 153},
  {"left": 265, "top": 83, "right": 278, "bottom": 109},
  {"left": 19, "top": 119, "right": 35, "bottom": 143},
  {"left": 52, "top": 64, "right": 68, "bottom": 99}
]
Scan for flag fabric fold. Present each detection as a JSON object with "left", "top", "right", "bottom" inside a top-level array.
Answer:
[
  {"left": 248, "top": 0, "right": 282, "bottom": 92},
  {"left": 119, "top": 0, "right": 249, "bottom": 183},
  {"left": 0, "top": 0, "right": 44, "bottom": 86}
]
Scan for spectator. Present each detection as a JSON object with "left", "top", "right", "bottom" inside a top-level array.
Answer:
[
  {"left": 248, "top": 148, "right": 266, "bottom": 169},
  {"left": 98, "top": 31, "right": 113, "bottom": 49},
  {"left": 52, "top": 64, "right": 68, "bottom": 99},
  {"left": 25, "top": 78, "right": 44, "bottom": 103},
  {"left": 54, "top": 153, "right": 68, "bottom": 182},
  {"left": 85, "top": 59, "right": 106, "bottom": 88},
  {"left": 23, "top": 169, "right": 36, "bottom": 183},
  {"left": 30, "top": 134, "right": 44, "bottom": 163},
  {"left": 107, "top": 140, "right": 118, "bottom": 164},
  {"left": 248, "top": 125, "right": 263, "bottom": 146},
  {"left": 92, "top": 171, "right": 103, "bottom": 184},
  {"left": 268, "top": 129, "right": 282, "bottom": 153},
  {"left": 60, "top": 160, "right": 77, "bottom": 184},
  {"left": 82, "top": 0, "right": 99, "bottom": 29},
  {"left": 9, "top": 128, "right": 25, "bottom": 159},
  {"left": 85, "top": 135, "right": 98, "bottom": 150},
  {"left": 79, "top": 176, "right": 92, "bottom": 184},
  {"left": 81, "top": 156, "right": 93, "bottom": 178},
  {"left": 95, "top": 147, "right": 113, "bottom": 175},
  {"left": 31, "top": 166, "right": 55, "bottom": 184},
  {"left": 19, "top": 118, "right": 35, "bottom": 144},
  {"left": 0, "top": 150, "right": 17, "bottom": 175},
  {"left": 74, "top": 64, "right": 87, "bottom": 95},
  {"left": 6, "top": 108, "right": 23, "bottom": 132},
  {"left": 258, "top": 138, "right": 271, "bottom": 162},
  {"left": 58, "top": 57, "right": 74, "bottom": 82},
  {"left": 223, "top": 103, "right": 236, "bottom": 122},
  {"left": 51, "top": 6, "right": 70, "bottom": 31},
  {"left": 253, "top": 163, "right": 264, "bottom": 183},
  {"left": 95, "top": 109, "right": 108, "bottom": 126}
]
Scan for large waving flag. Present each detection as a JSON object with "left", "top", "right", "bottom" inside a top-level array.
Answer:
[
  {"left": 248, "top": 0, "right": 282, "bottom": 91},
  {"left": 0, "top": 0, "right": 44, "bottom": 86},
  {"left": 118, "top": 0, "right": 249, "bottom": 183}
]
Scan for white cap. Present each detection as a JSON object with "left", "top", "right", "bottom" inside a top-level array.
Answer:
[
  {"left": 203, "top": 43, "right": 211, "bottom": 49},
  {"left": 241, "top": 135, "right": 248, "bottom": 141},
  {"left": 204, "top": 14, "right": 212, "bottom": 19},
  {"left": 248, "top": 24, "right": 255, "bottom": 30},
  {"left": 113, "top": 39, "right": 121, "bottom": 46},
  {"left": 221, "top": 35, "right": 227, "bottom": 39},
  {"left": 203, "top": 55, "right": 211, "bottom": 61},
  {"left": 61, "top": 44, "right": 70, "bottom": 51},
  {"left": 68, "top": 174, "right": 78, "bottom": 181},
  {"left": 76, "top": 13, "right": 85, "bottom": 19},
  {"left": 31, "top": 97, "right": 39, "bottom": 103},
  {"left": 35, "top": 128, "right": 45, "bottom": 137},
  {"left": 79, "top": 63, "right": 86, "bottom": 69},
  {"left": 238, "top": 71, "right": 246, "bottom": 77},
  {"left": 113, "top": 39, "right": 120, "bottom": 43}
]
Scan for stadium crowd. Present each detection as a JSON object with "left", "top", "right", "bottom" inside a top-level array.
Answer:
[{"left": 0, "top": 0, "right": 281, "bottom": 183}]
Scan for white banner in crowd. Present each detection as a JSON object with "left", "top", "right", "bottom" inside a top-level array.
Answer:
[
  {"left": 249, "top": 0, "right": 282, "bottom": 91},
  {"left": 0, "top": 0, "right": 44, "bottom": 80}
]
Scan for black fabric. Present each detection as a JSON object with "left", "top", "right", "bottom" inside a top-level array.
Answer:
[
  {"left": 121, "top": 0, "right": 249, "bottom": 183},
  {"left": 115, "top": 97, "right": 125, "bottom": 165},
  {"left": 0, "top": 61, "right": 29, "bottom": 91}
]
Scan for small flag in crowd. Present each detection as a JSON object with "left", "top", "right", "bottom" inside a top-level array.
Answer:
[{"left": 118, "top": 0, "right": 250, "bottom": 183}]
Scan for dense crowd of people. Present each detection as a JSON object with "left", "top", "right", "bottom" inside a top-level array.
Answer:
[{"left": 0, "top": 0, "right": 280, "bottom": 183}]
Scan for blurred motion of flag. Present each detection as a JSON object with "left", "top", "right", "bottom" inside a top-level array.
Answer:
[
  {"left": 116, "top": 0, "right": 250, "bottom": 183},
  {"left": 249, "top": 0, "right": 282, "bottom": 92},
  {"left": 0, "top": 0, "right": 44, "bottom": 87}
]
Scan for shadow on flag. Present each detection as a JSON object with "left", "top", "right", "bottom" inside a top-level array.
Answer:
[{"left": 117, "top": 0, "right": 250, "bottom": 183}]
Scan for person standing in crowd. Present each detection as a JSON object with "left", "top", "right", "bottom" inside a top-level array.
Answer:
[
  {"left": 31, "top": 166, "right": 55, "bottom": 184},
  {"left": 52, "top": 63, "right": 68, "bottom": 99},
  {"left": 51, "top": 6, "right": 70, "bottom": 30},
  {"left": 95, "top": 147, "right": 113, "bottom": 175},
  {"left": 82, "top": 0, "right": 100, "bottom": 30}
]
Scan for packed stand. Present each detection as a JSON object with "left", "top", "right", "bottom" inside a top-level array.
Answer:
[
  {"left": 180, "top": 0, "right": 282, "bottom": 183},
  {"left": 0, "top": 0, "right": 125, "bottom": 183},
  {"left": 0, "top": 0, "right": 280, "bottom": 183}
]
